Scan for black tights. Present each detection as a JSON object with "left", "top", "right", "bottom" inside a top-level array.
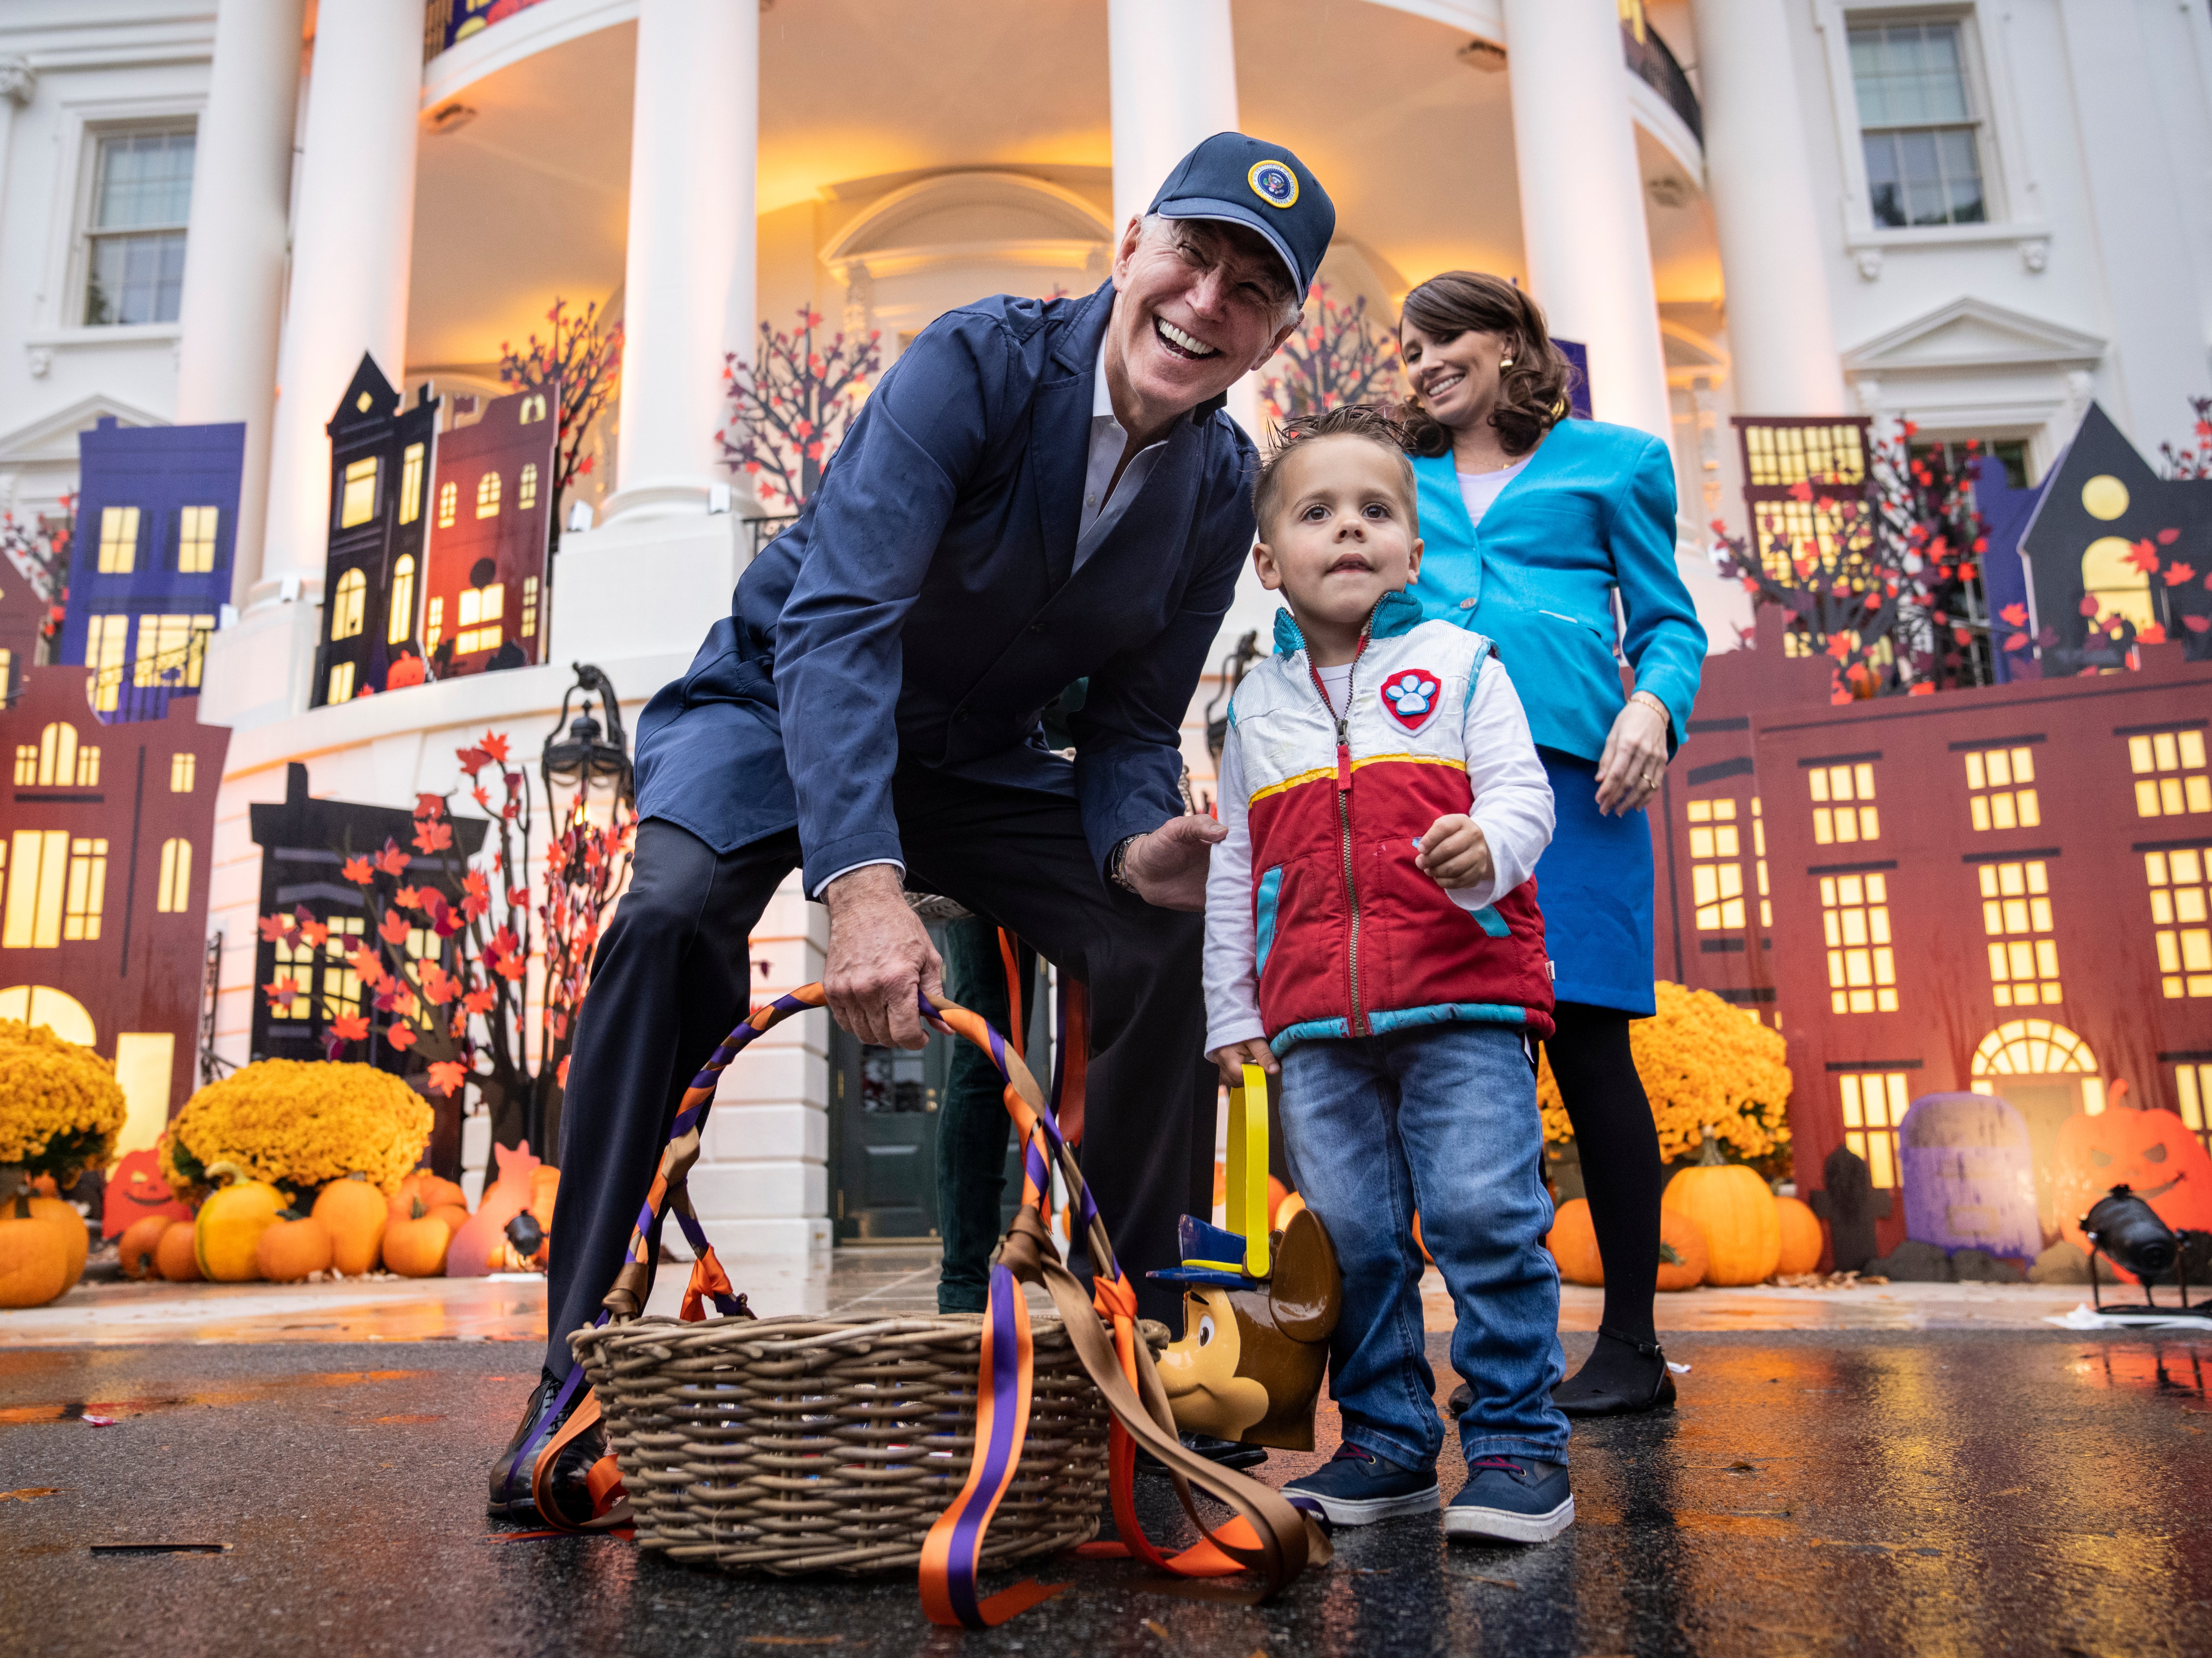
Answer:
[{"left": 1543, "top": 1001, "right": 1662, "bottom": 1346}]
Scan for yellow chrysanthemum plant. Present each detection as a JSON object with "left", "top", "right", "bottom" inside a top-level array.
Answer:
[
  {"left": 0, "top": 1019, "right": 129, "bottom": 1187},
  {"left": 1537, "top": 981, "right": 1793, "bottom": 1176},
  {"left": 161, "top": 1058, "right": 433, "bottom": 1206}
]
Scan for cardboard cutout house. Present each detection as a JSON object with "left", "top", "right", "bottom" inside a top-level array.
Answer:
[
  {"left": 422, "top": 382, "right": 556, "bottom": 677},
  {"left": 0, "top": 666, "right": 230, "bottom": 1153},
  {"left": 58, "top": 416, "right": 244, "bottom": 720},
  {"left": 311, "top": 355, "right": 437, "bottom": 706}
]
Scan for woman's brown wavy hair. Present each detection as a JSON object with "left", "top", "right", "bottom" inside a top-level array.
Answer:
[{"left": 1398, "top": 272, "right": 1574, "bottom": 460}]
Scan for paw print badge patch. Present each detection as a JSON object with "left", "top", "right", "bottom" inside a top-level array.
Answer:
[{"left": 1378, "top": 668, "right": 1442, "bottom": 735}]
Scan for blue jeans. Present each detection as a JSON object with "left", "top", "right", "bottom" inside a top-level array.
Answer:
[{"left": 1280, "top": 1021, "right": 1568, "bottom": 1469}]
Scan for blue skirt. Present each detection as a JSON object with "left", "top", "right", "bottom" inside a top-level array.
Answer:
[{"left": 1532, "top": 749, "right": 1655, "bottom": 1017}]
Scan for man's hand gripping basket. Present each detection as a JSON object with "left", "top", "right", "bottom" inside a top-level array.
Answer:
[{"left": 553, "top": 984, "right": 1331, "bottom": 1627}]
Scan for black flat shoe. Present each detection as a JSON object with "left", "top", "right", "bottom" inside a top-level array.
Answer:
[
  {"left": 1136, "top": 1430, "right": 1269, "bottom": 1477},
  {"left": 487, "top": 1369, "right": 608, "bottom": 1524},
  {"left": 1551, "top": 1326, "right": 1677, "bottom": 1418}
]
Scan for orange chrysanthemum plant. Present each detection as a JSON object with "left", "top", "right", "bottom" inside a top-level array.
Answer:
[{"left": 1537, "top": 981, "right": 1794, "bottom": 1180}]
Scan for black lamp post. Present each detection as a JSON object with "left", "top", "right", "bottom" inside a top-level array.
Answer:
[
  {"left": 541, "top": 662, "right": 633, "bottom": 810},
  {"left": 530, "top": 664, "right": 632, "bottom": 1157}
]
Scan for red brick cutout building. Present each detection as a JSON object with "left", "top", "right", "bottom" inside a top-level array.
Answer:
[
  {"left": 1656, "top": 610, "right": 2212, "bottom": 1259},
  {"left": 421, "top": 383, "right": 556, "bottom": 679},
  {"left": 0, "top": 667, "right": 229, "bottom": 1153}
]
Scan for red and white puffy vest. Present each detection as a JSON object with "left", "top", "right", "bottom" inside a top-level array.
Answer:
[{"left": 1230, "top": 592, "right": 1555, "bottom": 1049}]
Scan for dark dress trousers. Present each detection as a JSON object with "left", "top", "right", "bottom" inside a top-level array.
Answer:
[{"left": 544, "top": 283, "right": 1257, "bottom": 1372}]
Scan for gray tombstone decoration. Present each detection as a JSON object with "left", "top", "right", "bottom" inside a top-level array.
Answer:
[{"left": 1808, "top": 1144, "right": 1892, "bottom": 1273}]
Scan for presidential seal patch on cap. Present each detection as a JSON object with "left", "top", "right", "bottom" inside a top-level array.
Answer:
[{"left": 1248, "top": 159, "right": 1299, "bottom": 209}]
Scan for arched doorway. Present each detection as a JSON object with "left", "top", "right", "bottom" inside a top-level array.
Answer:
[
  {"left": 0, "top": 983, "right": 96, "bottom": 1046},
  {"left": 1970, "top": 1017, "right": 2103, "bottom": 1235}
]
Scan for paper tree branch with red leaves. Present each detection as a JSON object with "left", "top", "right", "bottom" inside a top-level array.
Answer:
[
  {"left": 1716, "top": 422, "right": 1993, "bottom": 701},
  {"left": 0, "top": 494, "right": 74, "bottom": 646},
  {"left": 499, "top": 297, "right": 622, "bottom": 540},
  {"left": 717, "top": 306, "right": 883, "bottom": 510},
  {"left": 2159, "top": 395, "right": 2212, "bottom": 482},
  {"left": 256, "top": 733, "right": 536, "bottom": 1122},
  {"left": 1259, "top": 284, "right": 1401, "bottom": 424}
]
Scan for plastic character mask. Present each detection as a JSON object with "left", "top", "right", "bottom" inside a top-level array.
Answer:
[{"left": 1155, "top": 1207, "right": 1343, "bottom": 1449}]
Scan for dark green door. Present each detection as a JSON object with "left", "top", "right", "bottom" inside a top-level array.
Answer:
[{"left": 828, "top": 1022, "right": 950, "bottom": 1241}]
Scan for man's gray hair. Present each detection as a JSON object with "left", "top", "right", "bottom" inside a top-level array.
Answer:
[{"left": 1139, "top": 213, "right": 1305, "bottom": 329}]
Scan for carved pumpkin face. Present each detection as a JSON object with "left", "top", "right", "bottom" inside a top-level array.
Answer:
[
  {"left": 101, "top": 1149, "right": 191, "bottom": 1240},
  {"left": 2053, "top": 1106, "right": 2212, "bottom": 1279}
]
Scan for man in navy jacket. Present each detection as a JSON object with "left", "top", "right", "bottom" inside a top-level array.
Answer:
[{"left": 493, "top": 134, "right": 1337, "bottom": 1524}]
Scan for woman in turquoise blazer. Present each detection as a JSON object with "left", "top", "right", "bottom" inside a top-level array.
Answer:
[{"left": 1399, "top": 272, "right": 1705, "bottom": 1417}]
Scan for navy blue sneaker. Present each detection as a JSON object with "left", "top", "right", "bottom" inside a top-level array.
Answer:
[
  {"left": 1283, "top": 1442, "right": 1439, "bottom": 1526},
  {"left": 1445, "top": 1455, "right": 1573, "bottom": 1543}
]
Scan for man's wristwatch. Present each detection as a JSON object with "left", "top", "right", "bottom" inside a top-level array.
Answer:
[{"left": 1107, "top": 834, "right": 1141, "bottom": 893}]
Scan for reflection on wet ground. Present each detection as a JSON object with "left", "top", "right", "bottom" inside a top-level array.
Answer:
[
  {"left": 3, "top": 1246, "right": 2107, "bottom": 1346},
  {"left": 4, "top": 1329, "right": 2206, "bottom": 1657}
]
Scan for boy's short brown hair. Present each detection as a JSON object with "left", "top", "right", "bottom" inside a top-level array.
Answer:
[{"left": 1252, "top": 403, "right": 1420, "bottom": 542}]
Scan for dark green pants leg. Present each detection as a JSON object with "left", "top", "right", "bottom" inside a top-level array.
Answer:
[{"left": 936, "top": 915, "right": 1035, "bottom": 1313}]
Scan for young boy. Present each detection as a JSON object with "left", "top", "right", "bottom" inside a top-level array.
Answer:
[{"left": 1203, "top": 404, "right": 1572, "bottom": 1543}]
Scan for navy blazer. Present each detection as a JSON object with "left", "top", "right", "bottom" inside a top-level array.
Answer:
[{"left": 632, "top": 283, "right": 1258, "bottom": 893}]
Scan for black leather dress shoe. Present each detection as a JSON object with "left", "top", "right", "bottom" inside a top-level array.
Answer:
[
  {"left": 1136, "top": 1430, "right": 1269, "bottom": 1477},
  {"left": 487, "top": 1369, "right": 608, "bottom": 1525}
]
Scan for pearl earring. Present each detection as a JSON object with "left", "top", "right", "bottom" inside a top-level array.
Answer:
[{"left": 1499, "top": 356, "right": 1513, "bottom": 367}]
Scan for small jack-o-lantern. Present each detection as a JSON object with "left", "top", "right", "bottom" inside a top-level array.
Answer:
[
  {"left": 1152, "top": 1207, "right": 1342, "bottom": 1450},
  {"left": 101, "top": 1148, "right": 191, "bottom": 1240},
  {"left": 2054, "top": 1099, "right": 2212, "bottom": 1281}
]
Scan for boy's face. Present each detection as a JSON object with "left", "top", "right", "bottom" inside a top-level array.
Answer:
[{"left": 1253, "top": 435, "right": 1423, "bottom": 631}]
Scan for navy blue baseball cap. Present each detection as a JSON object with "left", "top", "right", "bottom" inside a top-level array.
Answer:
[{"left": 1146, "top": 132, "right": 1335, "bottom": 300}]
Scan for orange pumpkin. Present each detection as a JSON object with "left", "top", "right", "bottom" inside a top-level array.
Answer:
[
  {"left": 312, "top": 1172, "right": 388, "bottom": 1276},
  {"left": 154, "top": 1218, "right": 202, "bottom": 1281},
  {"left": 384, "top": 1200, "right": 451, "bottom": 1278},
  {"left": 118, "top": 1214, "right": 172, "bottom": 1280},
  {"left": 256, "top": 1213, "right": 334, "bottom": 1282},
  {"left": 2053, "top": 1103, "right": 2212, "bottom": 1280},
  {"left": 1662, "top": 1134, "right": 1780, "bottom": 1286},
  {"left": 1545, "top": 1198, "right": 1605, "bottom": 1286},
  {"left": 1274, "top": 1189, "right": 1307, "bottom": 1229},
  {"left": 426, "top": 1202, "right": 470, "bottom": 1238},
  {"left": 25, "top": 1194, "right": 88, "bottom": 1293},
  {"left": 391, "top": 1171, "right": 469, "bottom": 1222},
  {"left": 1656, "top": 1210, "right": 1709, "bottom": 1291},
  {"left": 0, "top": 1187, "right": 73, "bottom": 1308},
  {"left": 1774, "top": 1195, "right": 1825, "bottom": 1277}
]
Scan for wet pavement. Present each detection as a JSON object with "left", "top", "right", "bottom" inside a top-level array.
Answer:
[{"left": 5, "top": 1327, "right": 2209, "bottom": 1657}]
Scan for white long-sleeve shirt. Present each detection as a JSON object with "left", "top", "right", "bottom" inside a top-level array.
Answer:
[{"left": 1203, "top": 652, "right": 1555, "bottom": 1056}]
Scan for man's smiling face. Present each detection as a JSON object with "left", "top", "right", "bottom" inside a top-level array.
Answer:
[{"left": 1105, "top": 216, "right": 1299, "bottom": 433}]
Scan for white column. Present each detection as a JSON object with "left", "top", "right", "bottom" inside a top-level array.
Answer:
[
  {"left": 175, "top": 0, "right": 307, "bottom": 607},
  {"left": 1691, "top": 0, "right": 1846, "bottom": 414},
  {"left": 257, "top": 0, "right": 426, "bottom": 598},
  {"left": 1107, "top": 0, "right": 1240, "bottom": 235},
  {"left": 1502, "top": 0, "right": 1675, "bottom": 450},
  {"left": 604, "top": 0, "right": 758, "bottom": 522}
]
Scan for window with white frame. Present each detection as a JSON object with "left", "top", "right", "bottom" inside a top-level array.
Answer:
[
  {"left": 1848, "top": 19, "right": 1986, "bottom": 228},
  {"left": 81, "top": 129, "right": 196, "bottom": 326}
]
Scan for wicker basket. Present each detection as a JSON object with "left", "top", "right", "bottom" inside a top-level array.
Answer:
[{"left": 573, "top": 1309, "right": 1169, "bottom": 1576}]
